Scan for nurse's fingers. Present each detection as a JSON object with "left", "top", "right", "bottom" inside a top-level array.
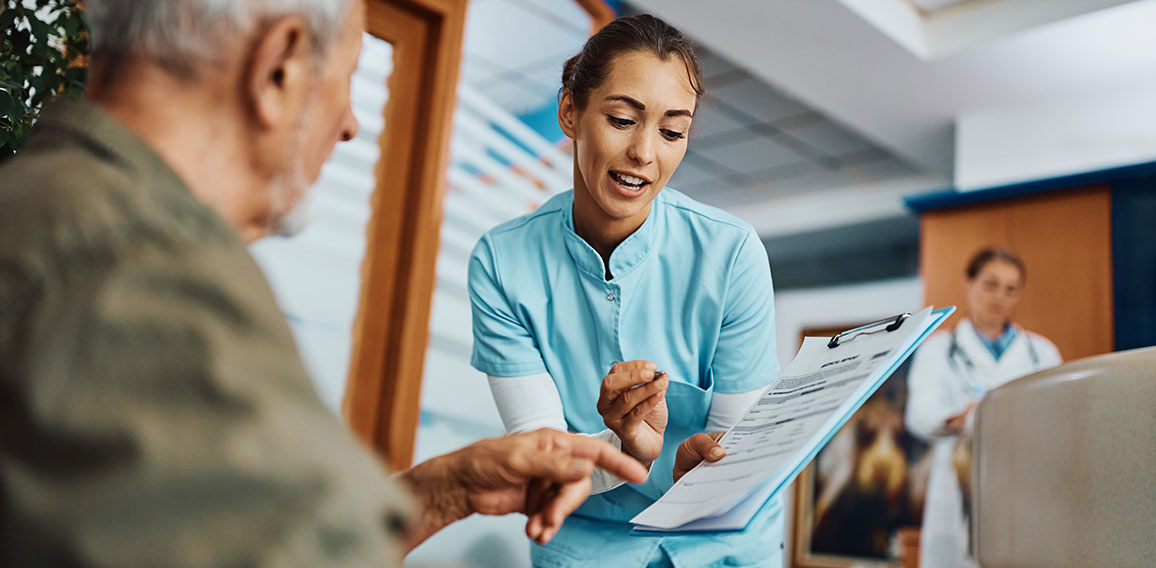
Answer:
[
  {"left": 597, "top": 369, "right": 654, "bottom": 412},
  {"left": 609, "top": 360, "right": 658, "bottom": 375},
  {"left": 673, "top": 432, "right": 726, "bottom": 483},
  {"left": 600, "top": 375, "right": 667, "bottom": 420},
  {"left": 621, "top": 389, "right": 666, "bottom": 425},
  {"left": 600, "top": 366, "right": 660, "bottom": 401}
]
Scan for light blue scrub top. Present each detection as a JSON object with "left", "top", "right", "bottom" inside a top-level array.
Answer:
[{"left": 469, "top": 189, "right": 784, "bottom": 568}]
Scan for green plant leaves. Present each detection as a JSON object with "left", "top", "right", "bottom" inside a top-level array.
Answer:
[{"left": 0, "top": 0, "right": 88, "bottom": 158}]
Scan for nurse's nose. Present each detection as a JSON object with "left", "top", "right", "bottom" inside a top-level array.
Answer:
[{"left": 626, "top": 130, "right": 656, "bottom": 166}]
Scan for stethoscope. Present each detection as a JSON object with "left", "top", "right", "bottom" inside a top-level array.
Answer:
[{"left": 946, "top": 323, "right": 1040, "bottom": 397}]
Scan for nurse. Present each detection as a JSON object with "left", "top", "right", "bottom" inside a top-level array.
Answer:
[
  {"left": 905, "top": 248, "right": 1062, "bottom": 568},
  {"left": 468, "top": 13, "right": 783, "bottom": 568}
]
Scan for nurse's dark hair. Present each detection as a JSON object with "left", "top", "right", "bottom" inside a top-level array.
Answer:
[
  {"left": 561, "top": 14, "right": 704, "bottom": 110},
  {"left": 966, "top": 247, "right": 1026, "bottom": 280}
]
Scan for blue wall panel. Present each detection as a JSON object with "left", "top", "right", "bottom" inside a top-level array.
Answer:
[{"left": 1112, "top": 173, "right": 1156, "bottom": 350}]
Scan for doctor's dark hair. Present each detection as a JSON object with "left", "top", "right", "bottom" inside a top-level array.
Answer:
[
  {"left": 966, "top": 248, "right": 1026, "bottom": 281},
  {"left": 561, "top": 14, "right": 704, "bottom": 110}
]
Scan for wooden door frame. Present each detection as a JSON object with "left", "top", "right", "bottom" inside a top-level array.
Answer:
[
  {"left": 344, "top": 0, "right": 468, "bottom": 471},
  {"left": 344, "top": 0, "right": 615, "bottom": 471}
]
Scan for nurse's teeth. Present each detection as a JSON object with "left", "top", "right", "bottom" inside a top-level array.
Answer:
[{"left": 612, "top": 172, "right": 645, "bottom": 188}]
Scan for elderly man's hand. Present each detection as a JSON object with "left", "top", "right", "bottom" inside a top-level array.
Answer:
[
  {"left": 399, "top": 429, "right": 647, "bottom": 549},
  {"left": 673, "top": 432, "right": 726, "bottom": 483}
]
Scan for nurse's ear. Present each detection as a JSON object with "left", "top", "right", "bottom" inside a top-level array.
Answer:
[{"left": 558, "top": 89, "right": 579, "bottom": 139}]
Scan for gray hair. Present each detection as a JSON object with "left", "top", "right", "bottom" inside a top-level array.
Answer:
[{"left": 85, "top": 0, "right": 353, "bottom": 76}]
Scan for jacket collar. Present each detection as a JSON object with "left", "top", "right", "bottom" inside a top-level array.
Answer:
[
  {"left": 955, "top": 318, "right": 1030, "bottom": 368},
  {"left": 561, "top": 190, "right": 661, "bottom": 281},
  {"left": 34, "top": 98, "right": 192, "bottom": 200}
]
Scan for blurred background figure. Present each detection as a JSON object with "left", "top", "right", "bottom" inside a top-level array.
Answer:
[{"left": 905, "top": 248, "right": 1062, "bottom": 568}]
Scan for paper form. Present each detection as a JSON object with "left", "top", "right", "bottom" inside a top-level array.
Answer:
[{"left": 631, "top": 306, "right": 950, "bottom": 532}]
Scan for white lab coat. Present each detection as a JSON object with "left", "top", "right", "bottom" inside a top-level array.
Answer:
[{"left": 905, "top": 319, "right": 1061, "bottom": 568}]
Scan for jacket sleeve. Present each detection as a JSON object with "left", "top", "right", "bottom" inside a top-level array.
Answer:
[
  {"left": 0, "top": 240, "right": 412, "bottom": 568},
  {"left": 467, "top": 234, "right": 548, "bottom": 377},
  {"left": 1031, "top": 333, "right": 1064, "bottom": 368},
  {"left": 904, "top": 334, "right": 960, "bottom": 441},
  {"left": 712, "top": 229, "right": 780, "bottom": 394}
]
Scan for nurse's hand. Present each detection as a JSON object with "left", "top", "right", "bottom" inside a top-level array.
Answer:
[
  {"left": 398, "top": 428, "right": 648, "bottom": 549},
  {"left": 596, "top": 361, "right": 669, "bottom": 466},
  {"left": 673, "top": 432, "right": 726, "bottom": 483}
]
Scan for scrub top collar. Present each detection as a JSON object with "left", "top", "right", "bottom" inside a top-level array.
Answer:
[{"left": 561, "top": 190, "right": 662, "bottom": 281}]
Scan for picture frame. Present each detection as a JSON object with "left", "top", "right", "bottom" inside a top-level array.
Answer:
[{"left": 789, "top": 325, "right": 930, "bottom": 568}]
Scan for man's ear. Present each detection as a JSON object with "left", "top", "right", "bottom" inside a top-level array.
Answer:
[
  {"left": 558, "top": 89, "right": 578, "bottom": 139},
  {"left": 247, "top": 16, "right": 312, "bottom": 130}
]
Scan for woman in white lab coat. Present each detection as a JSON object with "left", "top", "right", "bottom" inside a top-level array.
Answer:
[{"left": 905, "top": 248, "right": 1061, "bottom": 568}]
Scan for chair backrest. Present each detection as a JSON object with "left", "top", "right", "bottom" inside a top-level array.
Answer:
[{"left": 973, "top": 347, "right": 1156, "bottom": 567}]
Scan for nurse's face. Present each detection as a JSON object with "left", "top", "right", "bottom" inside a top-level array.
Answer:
[
  {"left": 560, "top": 50, "right": 697, "bottom": 231},
  {"left": 965, "top": 260, "right": 1024, "bottom": 327}
]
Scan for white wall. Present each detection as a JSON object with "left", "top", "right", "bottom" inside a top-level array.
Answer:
[
  {"left": 955, "top": 81, "right": 1156, "bottom": 191},
  {"left": 774, "top": 277, "right": 925, "bottom": 365},
  {"left": 739, "top": 174, "right": 944, "bottom": 239}
]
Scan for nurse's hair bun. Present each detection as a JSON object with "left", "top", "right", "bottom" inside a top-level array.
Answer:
[
  {"left": 559, "top": 14, "right": 704, "bottom": 111},
  {"left": 562, "top": 54, "right": 581, "bottom": 90}
]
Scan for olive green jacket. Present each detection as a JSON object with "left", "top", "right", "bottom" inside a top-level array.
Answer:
[{"left": 0, "top": 101, "right": 411, "bottom": 567}]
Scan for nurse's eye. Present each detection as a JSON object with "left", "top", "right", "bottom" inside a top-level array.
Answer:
[
  {"left": 661, "top": 129, "right": 685, "bottom": 141},
  {"left": 607, "top": 116, "right": 634, "bottom": 128}
]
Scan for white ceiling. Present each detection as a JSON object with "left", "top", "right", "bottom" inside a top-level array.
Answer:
[
  {"left": 628, "top": 0, "right": 1156, "bottom": 180},
  {"left": 460, "top": 0, "right": 927, "bottom": 216},
  {"left": 907, "top": 0, "right": 991, "bottom": 13},
  {"left": 457, "top": 0, "right": 1156, "bottom": 239},
  {"left": 632, "top": 44, "right": 928, "bottom": 211}
]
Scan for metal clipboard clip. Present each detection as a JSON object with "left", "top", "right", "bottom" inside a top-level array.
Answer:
[{"left": 827, "top": 312, "right": 911, "bottom": 349}]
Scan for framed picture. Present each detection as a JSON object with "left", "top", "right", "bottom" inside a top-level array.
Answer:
[{"left": 790, "top": 325, "right": 932, "bottom": 568}]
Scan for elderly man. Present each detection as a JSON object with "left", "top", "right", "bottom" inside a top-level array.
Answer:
[{"left": 0, "top": 0, "right": 657, "bottom": 565}]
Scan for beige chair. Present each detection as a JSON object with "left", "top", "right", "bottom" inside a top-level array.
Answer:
[{"left": 972, "top": 347, "right": 1156, "bottom": 567}]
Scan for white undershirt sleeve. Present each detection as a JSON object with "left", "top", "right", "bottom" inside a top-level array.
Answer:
[
  {"left": 486, "top": 372, "right": 567, "bottom": 433},
  {"left": 486, "top": 373, "right": 642, "bottom": 494}
]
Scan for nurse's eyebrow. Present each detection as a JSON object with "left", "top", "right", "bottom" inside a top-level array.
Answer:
[{"left": 604, "top": 95, "right": 693, "bottom": 118}]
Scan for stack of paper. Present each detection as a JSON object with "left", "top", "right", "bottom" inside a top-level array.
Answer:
[{"left": 631, "top": 306, "right": 954, "bottom": 533}]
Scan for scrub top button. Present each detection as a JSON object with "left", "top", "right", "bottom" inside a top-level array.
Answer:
[{"left": 607, "top": 292, "right": 616, "bottom": 301}]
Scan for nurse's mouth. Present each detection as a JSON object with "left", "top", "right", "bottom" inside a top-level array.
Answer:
[{"left": 608, "top": 170, "right": 651, "bottom": 197}]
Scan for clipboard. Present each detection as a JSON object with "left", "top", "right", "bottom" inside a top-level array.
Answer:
[
  {"left": 827, "top": 312, "right": 911, "bottom": 348},
  {"left": 630, "top": 305, "right": 955, "bottom": 534}
]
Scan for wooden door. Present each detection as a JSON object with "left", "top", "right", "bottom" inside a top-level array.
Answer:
[{"left": 919, "top": 186, "right": 1114, "bottom": 362}]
